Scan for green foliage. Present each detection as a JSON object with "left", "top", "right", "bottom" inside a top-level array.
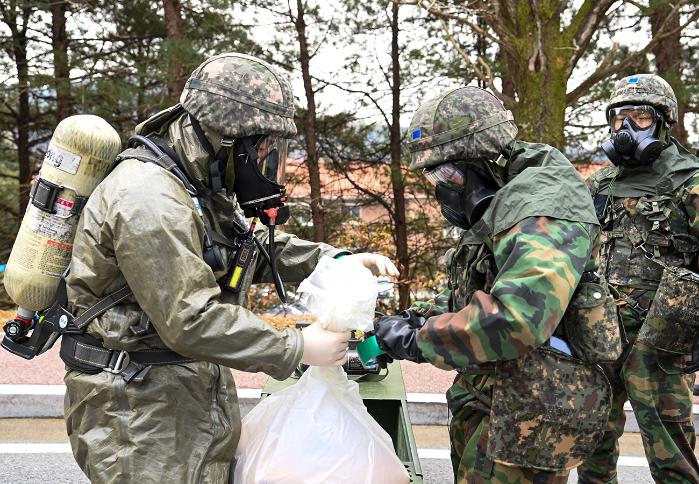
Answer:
[{"left": 0, "top": 0, "right": 697, "bottom": 314}]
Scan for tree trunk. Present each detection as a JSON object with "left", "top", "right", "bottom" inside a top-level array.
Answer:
[
  {"left": 4, "top": 5, "right": 33, "bottom": 215},
  {"left": 497, "top": 49, "right": 515, "bottom": 102},
  {"left": 163, "top": 0, "right": 185, "bottom": 103},
  {"left": 51, "top": 0, "right": 71, "bottom": 122},
  {"left": 295, "top": 0, "right": 326, "bottom": 242},
  {"left": 505, "top": 3, "right": 567, "bottom": 148},
  {"left": 389, "top": 2, "right": 410, "bottom": 308},
  {"left": 650, "top": 1, "right": 687, "bottom": 146}
]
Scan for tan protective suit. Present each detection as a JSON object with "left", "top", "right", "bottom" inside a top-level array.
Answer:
[{"left": 63, "top": 113, "right": 343, "bottom": 483}]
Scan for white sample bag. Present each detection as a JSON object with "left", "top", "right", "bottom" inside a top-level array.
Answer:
[{"left": 234, "top": 256, "right": 410, "bottom": 484}]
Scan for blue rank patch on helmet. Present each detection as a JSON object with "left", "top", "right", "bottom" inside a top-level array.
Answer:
[
  {"left": 411, "top": 129, "right": 422, "bottom": 140},
  {"left": 628, "top": 77, "right": 639, "bottom": 84}
]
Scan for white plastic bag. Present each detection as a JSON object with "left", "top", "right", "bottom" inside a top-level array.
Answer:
[
  {"left": 234, "top": 256, "right": 410, "bottom": 484},
  {"left": 296, "top": 255, "right": 379, "bottom": 332}
]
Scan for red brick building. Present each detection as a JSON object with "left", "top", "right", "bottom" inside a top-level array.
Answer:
[{"left": 285, "top": 160, "right": 609, "bottom": 224}]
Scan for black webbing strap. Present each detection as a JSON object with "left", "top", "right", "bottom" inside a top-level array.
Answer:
[
  {"left": 459, "top": 374, "right": 493, "bottom": 408},
  {"left": 70, "top": 195, "right": 89, "bottom": 216},
  {"left": 123, "top": 136, "right": 198, "bottom": 195},
  {"left": 188, "top": 115, "right": 227, "bottom": 194},
  {"left": 189, "top": 115, "right": 216, "bottom": 158},
  {"left": 61, "top": 333, "right": 195, "bottom": 380},
  {"left": 72, "top": 285, "right": 133, "bottom": 330},
  {"left": 30, "top": 178, "right": 90, "bottom": 216},
  {"left": 30, "top": 178, "right": 61, "bottom": 213}
]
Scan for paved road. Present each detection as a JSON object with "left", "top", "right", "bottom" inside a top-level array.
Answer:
[
  {"left": 0, "top": 452, "right": 655, "bottom": 484},
  {"left": 0, "top": 419, "right": 657, "bottom": 483}
]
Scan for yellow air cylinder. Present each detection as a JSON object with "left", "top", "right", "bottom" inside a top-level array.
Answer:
[{"left": 4, "top": 115, "right": 121, "bottom": 312}]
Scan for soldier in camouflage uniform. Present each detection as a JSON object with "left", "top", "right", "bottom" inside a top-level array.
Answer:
[
  {"left": 61, "top": 53, "right": 397, "bottom": 483},
  {"left": 374, "top": 86, "right": 618, "bottom": 483},
  {"left": 577, "top": 74, "right": 699, "bottom": 483}
]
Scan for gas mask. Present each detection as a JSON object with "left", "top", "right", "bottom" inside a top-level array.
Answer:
[
  {"left": 601, "top": 104, "right": 667, "bottom": 166},
  {"left": 188, "top": 116, "right": 291, "bottom": 302},
  {"left": 228, "top": 134, "right": 290, "bottom": 303},
  {"left": 425, "top": 161, "right": 498, "bottom": 230},
  {"left": 232, "top": 134, "right": 290, "bottom": 226},
  {"left": 188, "top": 115, "right": 290, "bottom": 225}
]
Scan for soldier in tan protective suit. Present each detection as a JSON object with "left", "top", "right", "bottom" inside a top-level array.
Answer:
[{"left": 61, "top": 53, "right": 397, "bottom": 483}]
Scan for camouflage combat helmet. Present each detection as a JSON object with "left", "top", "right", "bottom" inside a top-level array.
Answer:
[
  {"left": 606, "top": 74, "right": 678, "bottom": 124},
  {"left": 180, "top": 53, "right": 297, "bottom": 138},
  {"left": 407, "top": 86, "right": 518, "bottom": 170}
]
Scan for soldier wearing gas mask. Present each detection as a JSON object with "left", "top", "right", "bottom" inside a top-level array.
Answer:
[
  {"left": 578, "top": 75, "right": 699, "bottom": 483},
  {"left": 60, "top": 53, "right": 397, "bottom": 483},
  {"left": 374, "top": 86, "right": 619, "bottom": 483}
]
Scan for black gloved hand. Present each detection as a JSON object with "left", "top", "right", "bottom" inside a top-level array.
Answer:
[{"left": 374, "top": 310, "right": 426, "bottom": 365}]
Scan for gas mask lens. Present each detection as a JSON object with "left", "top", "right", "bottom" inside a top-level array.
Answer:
[
  {"left": 255, "top": 135, "right": 288, "bottom": 185},
  {"left": 608, "top": 105, "right": 658, "bottom": 132},
  {"left": 423, "top": 162, "right": 466, "bottom": 186}
]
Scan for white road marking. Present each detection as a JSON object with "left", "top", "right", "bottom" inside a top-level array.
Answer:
[
  {"left": 0, "top": 443, "right": 72, "bottom": 454},
  {"left": 1, "top": 386, "right": 697, "bottom": 415},
  {"left": 417, "top": 448, "right": 450, "bottom": 459},
  {"left": 617, "top": 456, "right": 651, "bottom": 468},
  {"left": 0, "top": 384, "right": 66, "bottom": 395},
  {"left": 416, "top": 448, "right": 651, "bottom": 468}
]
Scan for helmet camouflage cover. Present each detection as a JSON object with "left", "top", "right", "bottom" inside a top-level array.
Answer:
[
  {"left": 180, "top": 53, "right": 297, "bottom": 138},
  {"left": 407, "top": 86, "right": 518, "bottom": 170},
  {"left": 606, "top": 74, "right": 678, "bottom": 124}
]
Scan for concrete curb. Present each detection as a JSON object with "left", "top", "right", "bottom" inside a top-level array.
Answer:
[{"left": 2, "top": 385, "right": 698, "bottom": 432}]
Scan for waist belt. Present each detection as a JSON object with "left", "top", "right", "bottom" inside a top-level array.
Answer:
[{"left": 60, "top": 333, "right": 196, "bottom": 383}]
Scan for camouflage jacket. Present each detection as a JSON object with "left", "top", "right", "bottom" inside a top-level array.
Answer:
[
  {"left": 587, "top": 158, "right": 699, "bottom": 292},
  {"left": 417, "top": 142, "right": 600, "bottom": 370}
]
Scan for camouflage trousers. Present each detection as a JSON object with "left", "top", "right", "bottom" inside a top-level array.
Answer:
[
  {"left": 577, "top": 324, "right": 699, "bottom": 484},
  {"left": 448, "top": 374, "right": 570, "bottom": 484}
]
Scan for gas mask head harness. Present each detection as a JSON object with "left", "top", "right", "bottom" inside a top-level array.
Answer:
[
  {"left": 601, "top": 104, "right": 668, "bottom": 166},
  {"left": 424, "top": 158, "right": 501, "bottom": 231}
]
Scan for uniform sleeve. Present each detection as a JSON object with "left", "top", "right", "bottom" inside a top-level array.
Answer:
[
  {"left": 107, "top": 164, "right": 303, "bottom": 379},
  {"left": 411, "top": 288, "right": 451, "bottom": 317},
  {"left": 417, "top": 217, "right": 594, "bottom": 370},
  {"left": 683, "top": 173, "right": 699, "bottom": 269},
  {"left": 252, "top": 227, "right": 349, "bottom": 284}
]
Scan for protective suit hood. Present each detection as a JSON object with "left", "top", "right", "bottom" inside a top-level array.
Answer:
[
  {"left": 135, "top": 105, "right": 229, "bottom": 197},
  {"left": 594, "top": 139, "right": 699, "bottom": 198},
  {"left": 466, "top": 141, "right": 599, "bottom": 243}
]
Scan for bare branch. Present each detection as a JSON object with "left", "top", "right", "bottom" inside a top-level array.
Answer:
[
  {"left": 439, "top": 19, "right": 515, "bottom": 108},
  {"left": 563, "top": 0, "right": 617, "bottom": 76},
  {"left": 333, "top": 165, "right": 395, "bottom": 218},
  {"left": 314, "top": 75, "right": 392, "bottom": 129},
  {"left": 409, "top": 0, "right": 516, "bottom": 56},
  {"left": 566, "top": 3, "right": 698, "bottom": 106}
]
